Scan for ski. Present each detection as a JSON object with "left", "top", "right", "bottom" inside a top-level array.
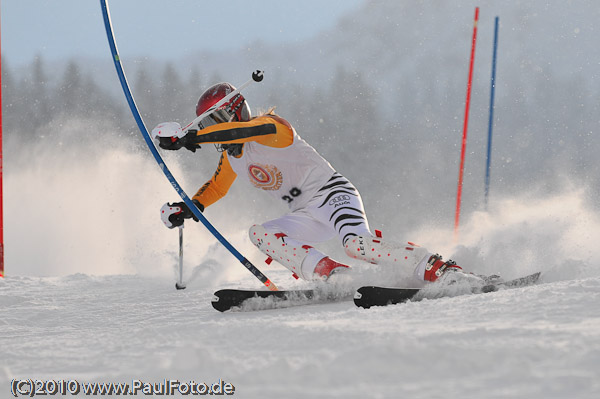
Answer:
[
  {"left": 485, "top": 271, "right": 541, "bottom": 290},
  {"left": 211, "top": 288, "right": 352, "bottom": 312},
  {"left": 354, "top": 272, "right": 542, "bottom": 309},
  {"left": 353, "top": 287, "right": 421, "bottom": 309}
]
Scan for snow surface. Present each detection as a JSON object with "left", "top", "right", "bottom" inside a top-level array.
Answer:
[
  {"left": 2, "top": 135, "right": 600, "bottom": 398},
  {"left": 1, "top": 271, "right": 599, "bottom": 398}
]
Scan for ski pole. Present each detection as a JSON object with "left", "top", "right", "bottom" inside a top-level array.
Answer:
[
  {"left": 181, "top": 71, "right": 264, "bottom": 135},
  {"left": 175, "top": 226, "right": 186, "bottom": 290},
  {"left": 100, "top": 0, "right": 278, "bottom": 291}
]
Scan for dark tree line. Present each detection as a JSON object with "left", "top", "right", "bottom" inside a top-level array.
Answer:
[
  {"left": 1, "top": 56, "right": 377, "bottom": 142},
  {"left": 3, "top": 54, "right": 600, "bottom": 227},
  {"left": 2, "top": 57, "right": 125, "bottom": 137},
  {"left": 0, "top": 55, "right": 381, "bottom": 170}
]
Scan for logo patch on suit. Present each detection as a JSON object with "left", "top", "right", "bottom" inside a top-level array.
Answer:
[{"left": 248, "top": 164, "right": 283, "bottom": 191}]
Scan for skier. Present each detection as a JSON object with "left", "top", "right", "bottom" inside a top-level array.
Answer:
[{"left": 153, "top": 82, "right": 484, "bottom": 286}]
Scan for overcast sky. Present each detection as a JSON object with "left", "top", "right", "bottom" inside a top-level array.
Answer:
[{"left": 1, "top": 0, "right": 364, "bottom": 66}]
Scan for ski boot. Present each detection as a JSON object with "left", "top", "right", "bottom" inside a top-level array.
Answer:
[
  {"left": 249, "top": 224, "right": 350, "bottom": 281},
  {"left": 424, "top": 254, "right": 486, "bottom": 290},
  {"left": 314, "top": 257, "right": 350, "bottom": 280}
]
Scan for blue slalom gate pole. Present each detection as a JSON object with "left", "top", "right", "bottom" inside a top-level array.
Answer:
[
  {"left": 484, "top": 16, "right": 499, "bottom": 210},
  {"left": 99, "top": 0, "right": 277, "bottom": 290}
]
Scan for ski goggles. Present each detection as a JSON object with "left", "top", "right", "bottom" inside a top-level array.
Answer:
[{"left": 197, "top": 108, "right": 233, "bottom": 130}]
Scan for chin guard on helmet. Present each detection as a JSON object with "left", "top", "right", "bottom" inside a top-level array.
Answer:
[{"left": 196, "top": 83, "right": 251, "bottom": 125}]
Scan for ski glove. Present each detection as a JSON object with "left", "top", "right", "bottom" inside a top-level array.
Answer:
[
  {"left": 151, "top": 122, "right": 201, "bottom": 152},
  {"left": 160, "top": 199, "right": 204, "bottom": 229},
  {"left": 158, "top": 134, "right": 201, "bottom": 152}
]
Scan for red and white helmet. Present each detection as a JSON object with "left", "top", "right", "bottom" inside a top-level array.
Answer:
[{"left": 195, "top": 83, "right": 251, "bottom": 129}]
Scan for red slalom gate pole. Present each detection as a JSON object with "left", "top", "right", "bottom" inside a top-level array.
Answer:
[
  {"left": 0, "top": 11, "right": 4, "bottom": 278},
  {"left": 454, "top": 7, "right": 479, "bottom": 243}
]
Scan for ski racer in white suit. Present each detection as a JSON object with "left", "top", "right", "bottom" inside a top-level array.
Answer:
[{"left": 155, "top": 82, "right": 483, "bottom": 285}]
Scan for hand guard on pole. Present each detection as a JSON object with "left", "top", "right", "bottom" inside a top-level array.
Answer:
[
  {"left": 161, "top": 199, "right": 204, "bottom": 229},
  {"left": 151, "top": 122, "right": 201, "bottom": 152}
]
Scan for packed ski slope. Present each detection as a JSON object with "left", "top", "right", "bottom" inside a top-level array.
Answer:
[
  {"left": 3, "top": 142, "right": 600, "bottom": 398},
  {"left": 1, "top": 270, "right": 599, "bottom": 398}
]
